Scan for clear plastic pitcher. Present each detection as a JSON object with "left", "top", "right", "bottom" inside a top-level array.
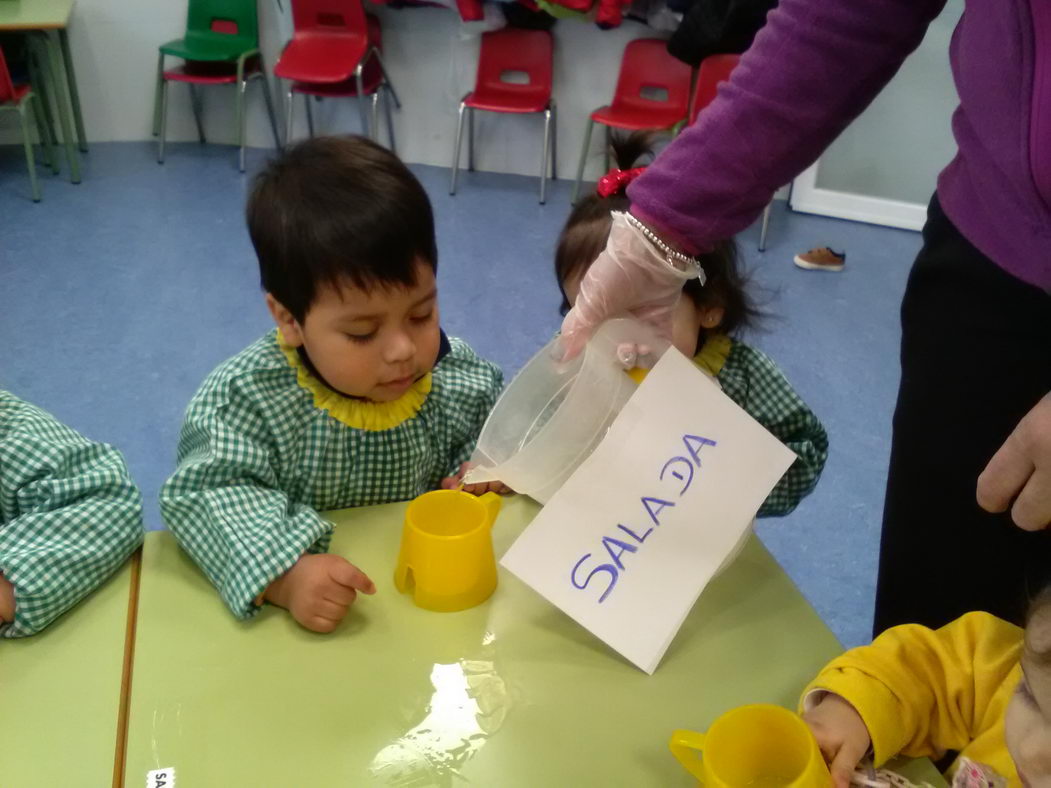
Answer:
[{"left": 463, "top": 319, "right": 665, "bottom": 504}]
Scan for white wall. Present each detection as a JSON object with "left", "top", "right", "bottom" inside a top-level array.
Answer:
[
  {"left": 813, "top": 0, "right": 962, "bottom": 205},
  {"left": 18, "top": 0, "right": 661, "bottom": 183}
]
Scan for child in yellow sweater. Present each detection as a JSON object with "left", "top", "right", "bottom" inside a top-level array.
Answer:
[{"left": 802, "top": 590, "right": 1051, "bottom": 787}]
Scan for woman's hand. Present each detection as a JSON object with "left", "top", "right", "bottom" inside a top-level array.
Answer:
[
  {"left": 558, "top": 212, "right": 697, "bottom": 360},
  {"left": 978, "top": 392, "right": 1051, "bottom": 531}
]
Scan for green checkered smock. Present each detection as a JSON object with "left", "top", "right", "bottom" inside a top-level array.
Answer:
[
  {"left": 697, "top": 335, "right": 829, "bottom": 517},
  {"left": 160, "top": 330, "right": 503, "bottom": 620},
  {"left": 0, "top": 391, "right": 144, "bottom": 638}
]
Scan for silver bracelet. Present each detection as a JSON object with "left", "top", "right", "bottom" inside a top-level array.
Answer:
[{"left": 622, "top": 212, "right": 706, "bottom": 285}]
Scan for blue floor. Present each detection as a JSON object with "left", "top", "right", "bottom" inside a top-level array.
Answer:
[{"left": 0, "top": 141, "right": 922, "bottom": 649}]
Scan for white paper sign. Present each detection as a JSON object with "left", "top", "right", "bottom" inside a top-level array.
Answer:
[{"left": 500, "top": 349, "right": 796, "bottom": 674}]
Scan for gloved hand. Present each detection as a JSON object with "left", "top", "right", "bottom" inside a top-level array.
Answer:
[{"left": 558, "top": 212, "right": 699, "bottom": 360}]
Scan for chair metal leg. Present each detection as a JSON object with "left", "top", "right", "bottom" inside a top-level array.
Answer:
[
  {"left": 38, "top": 32, "right": 79, "bottom": 182},
  {"left": 28, "top": 51, "right": 59, "bottom": 173},
  {"left": 571, "top": 117, "right": 594, "bottom": 204},
  {"left": 30, "top": 94, "right": 55, "bottom": 173},
  {"left": 603, "top": 124, "right": 611, "bottom": 171},
  {"left": 383, "top": 84, "right": 396, "bottom": 153},
  {"left": 305, "top": 93, "right": 316, "bottom": 138},
  {"left": 758, "top": 201, "right": 773, "bottom": 252},
  {"left": 157, "top": 78, "right": 169, "bottom": 164},
  {"left": 285, "top": 86, "right": 295, "bottom": 149},
  {"left": 372, "top": 50, "right": 401, "bottom": 109},
  {"left": 550, "top": 101, "right": 557, "bottom": 181},
  {"left": 237, "top": 76, "right": 248, "bottom": 172},
  {"left": 467, "top": 106, "right": 474, "bottom": 172},
  {"left": 355, "top": 66, "right": 371, "bottom": 139},
  {"left": 188, "top": 83, "right": 206, "bottom": 143},
  {"left": 370, "top": 92, "right": 380, "bottom": 144},
  {"left": 153, "top": 52, "right": 165, "bottom": 137},
  {"left": 539, "top": 107, "right": 552, "bottom": 205},
  {"left": 260, "top": 74, "right": 281, "bottom": 149},
  {"left": 450, "top": 100, "right": 466, "bottom": 195},
  {"left": 57, "top": 29, "right": 87, "bottom": 152},
  {"left": 18, "top": 105, "right": 41, "bottom": 202}
]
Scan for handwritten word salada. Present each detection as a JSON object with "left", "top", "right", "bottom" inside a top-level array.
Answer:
[{"left": 570, "top": 434, "right": 716, "bottom": 603}]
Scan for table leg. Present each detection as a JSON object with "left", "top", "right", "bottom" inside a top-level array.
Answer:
[
  {"left": 57, "top": 29, "right": 87, "bottom": 152},
  {"left": 37, "top": 32, "right": 80, "bottom": 183}
]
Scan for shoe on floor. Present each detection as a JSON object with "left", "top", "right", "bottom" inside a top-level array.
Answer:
[{"left": 793, "top": 247, "right": 846, "bottom": 272}]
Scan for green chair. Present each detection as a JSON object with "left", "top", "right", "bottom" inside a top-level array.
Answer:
[
  {"left": 153, "top": 0, "right": 280, "bottom": 172},
  {"left": 0, "top": 43, "right": 55, "bottom": 202}
]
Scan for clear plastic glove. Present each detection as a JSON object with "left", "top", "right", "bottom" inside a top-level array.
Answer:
[{"left": 558, "top": 212, "right": 699, "bottom": 361}]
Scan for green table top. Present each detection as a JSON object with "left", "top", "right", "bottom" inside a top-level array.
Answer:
[
  {"left": 0, "top": 557, "right": 132, "bottom": 786},
  {"left": 124, "top": 497, "right": 944, "bottom": 786},
  {"left": 0, "top": 0, "right": 74, "bottom": 30}
]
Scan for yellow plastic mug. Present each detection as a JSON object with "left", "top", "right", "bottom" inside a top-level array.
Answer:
[
  {"left": 670, "top": 704, "right": 831, "bottom": 787},
  {"left": 394, "top": 490, "right": 502, "bottom": 612}
]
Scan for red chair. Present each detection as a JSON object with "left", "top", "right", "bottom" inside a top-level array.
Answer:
[
  {"left": 571, "top": 39, "right": 691, "bottom": 203},
  {"left": 688, "top": 53, "right": 738, "bottom": 123},
  {"left": 274, "top": 0, "right": 399, "bottom": 149},
  {"left": 449, "top": 29, "right": 556, "bottom": 204},
  {"left": 687, "top": 54, "right": 773, "bottom": 251},
  {"left": 0, "top": 45, "right": 54, "bottom": 202}
]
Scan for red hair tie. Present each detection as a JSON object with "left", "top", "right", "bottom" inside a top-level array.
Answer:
[{"left": 596, "top": 166, "right": 646, "bottom": 198}]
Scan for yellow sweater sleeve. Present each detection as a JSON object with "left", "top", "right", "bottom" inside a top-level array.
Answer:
[{"left": 802, "top": 612, "right": 1022, "bottom": 766}]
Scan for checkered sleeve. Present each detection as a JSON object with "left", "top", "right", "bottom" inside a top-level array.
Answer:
[
  {"left": 717, "top": 343, "right": 829, "bottom": 517},
  {"left": 160, "top": 377, "right": 332, "bottom": 620},
  {"left": 0, "top": 393, "right": 144, "bottom": 637},
  {"left": 438, "top": 339, "right": 504, "bottom": 476}
]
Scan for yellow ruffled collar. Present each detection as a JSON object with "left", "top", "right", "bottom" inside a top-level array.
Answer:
[
  {"left": 692, "top": 333, "right": 732, "bottom": 378},
  {"left": 276, "top": 331, "right": 432, "bottom": 431}
]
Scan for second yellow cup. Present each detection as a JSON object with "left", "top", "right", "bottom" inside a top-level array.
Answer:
[
  {"left": 670, "top": 704, "right": 831, "bottom": 787},
  {"left": 394, "top": 490, "right": 502, "bottom": 612}
]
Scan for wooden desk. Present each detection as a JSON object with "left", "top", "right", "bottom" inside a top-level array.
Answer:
[
  {"left": 0, "top": 0, "right": 88, "bottom": 183},
  {"left": 0, "top": 556, "right": 136, "bottom": 786},
  {"left": 123, "top": 497, "right": 943, "bottom": 785}
]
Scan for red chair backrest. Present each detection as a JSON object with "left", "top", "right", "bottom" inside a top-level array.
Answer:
[
  {"left": 474, "top": 29, "right": 553, "bottom": 100},
  {"left": 688, "top": 54, "right": 739, "bottom": 124},
  {"left": 290, "top": 0, "right": 368, "bottom": 37},
  {"left": 609, "top": 39, "right": 692, "bottom": 117},
  {"left": 0, "top": 46, "right": 16, "bottom": 104}
]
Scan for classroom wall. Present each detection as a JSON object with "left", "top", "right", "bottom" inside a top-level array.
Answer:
[
  {"left": 8, "top": 0, "right": 657, "bottom": 183},
  {"left": 3, "top": 0, "right": 961, "bottom": 200},
  {"left": 814, "top": 0, "right": 963, "bottom": 205}
]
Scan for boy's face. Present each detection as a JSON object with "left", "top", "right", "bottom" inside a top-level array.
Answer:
[
  {"left": 268, "top": 262, "right": 441, "bottom": 403},
  {"left": 1006, "top": 608, "right": 1051, "bottom": 786}
]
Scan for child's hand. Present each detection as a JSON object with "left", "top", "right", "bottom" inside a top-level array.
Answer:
[
  {"left": 803, "top": 694, "right": 872, "bottom": 788},
  {"left": 441, "top": 462, "right": 513, "bottom": 496},
  {"left": 264, "top": 554, "right": 375, "bottom": 634},
  {"left": 0, "top": 574, "right": 13, "bottom": 623}
]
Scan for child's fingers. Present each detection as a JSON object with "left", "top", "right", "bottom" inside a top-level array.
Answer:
[
  {"left": 329, "top": 561, "right": 376, "bottom": 595},
  {"left": 977, "top": 429, "right": 1031, "bottom": 514},
  {"left": 314, "top": 597, "right": 351, "bottom": 621},
  {"left": 829, "top": 738, "right": 868, "bottom": 788},
  {"left": 304, "top": 614, "right": 341, "bottom": 634},
  {"left": 439, "top": 476, "right": 460, "bottom": 490}
]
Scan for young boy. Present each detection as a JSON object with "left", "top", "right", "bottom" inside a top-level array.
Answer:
[
  {"left": 0, "top": 390, "right": 143, "bottom": 637},
  {"left": 161, "top": 136, "right": 504, "bottom": 634}
]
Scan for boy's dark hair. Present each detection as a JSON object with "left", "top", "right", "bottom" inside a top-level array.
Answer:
[
  {"left": 247, "top": 135, "right": 437, "bottom": 323},
  {"left": 554, "top": 131, "right": 758, "bottom": 347}
]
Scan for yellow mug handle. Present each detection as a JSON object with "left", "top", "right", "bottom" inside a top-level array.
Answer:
[
  {"left": 478, "top": 491, "right": 503, "bottom": 527},
  {"left": 669, "top": 729, "right": 707, "bottom": 782}
]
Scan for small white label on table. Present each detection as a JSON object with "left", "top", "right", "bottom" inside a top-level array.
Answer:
[
  {"left": 501, "top": 349, "right": 796, "bottom": 674},
  {"left": 146, "top": 767, "right": 176, "bottom": 788}
]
